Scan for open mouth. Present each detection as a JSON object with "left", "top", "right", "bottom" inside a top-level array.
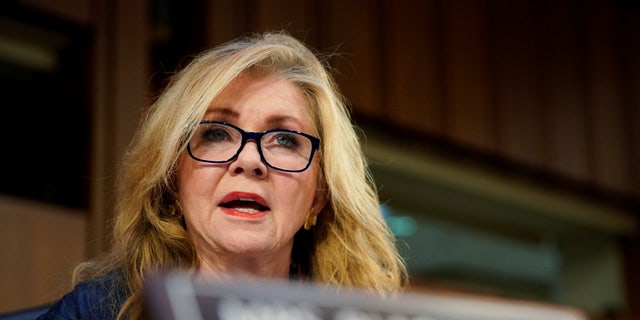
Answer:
[{"left": 220, "top": 199, "right": 270, "bottom": 213}]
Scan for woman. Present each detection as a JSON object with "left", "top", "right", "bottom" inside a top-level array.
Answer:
[{"left": 38, "top": 30, "right": 407, "bottom": 320}]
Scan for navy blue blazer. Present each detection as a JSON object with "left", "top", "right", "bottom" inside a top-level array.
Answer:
[{"left": 36, "top": 271, "right": 129, "bottom": 320}]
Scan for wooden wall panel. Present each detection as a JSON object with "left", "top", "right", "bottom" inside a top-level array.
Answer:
[
  {"left": 538, "top": 0, "right": 590, "bottom": 183},
  {"left": 584, "top": 1, "right": 630, "bottom": 196},
  {"left": 201, "top": 0, "right": 639, "bottom": 199},
  {"left": 321, "top": 0, "right": 385, "bottom": 119},
  {"left": 623, "top": 235, "right": 640, "bottom": 320},
  {"left": 490, "top": 0, "right": 545, "bottom": 169},
  {"left": 621, "top": 8, "right": 640, "bottom": 200},
  {"left": 385, "top": 0, "right": 444, "bottom": 135},
  {"left": 204, "top": 0, "right": 249, "bottom": 46},
  {"left": 0, "top": 196, "right": 86, "bottom": 312},
  {"left": 18, "top": 0, "right": 91, "bottom": 25},
  {"left": 441, "top": 0, "right": 495, "bottom": 152},
  {"left": 253, "top": 0, "right": 316, "bottom": 43},
  {"left": 87, "top": 0, "right": 151, "bottom": 255}
]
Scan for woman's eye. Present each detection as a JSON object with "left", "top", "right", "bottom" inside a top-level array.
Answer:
[
  {"left": 274, "top": 133, "right": 300, "bottom": 148},
  {"left": 203, "top": 127, "right": 231, "bottom": 142}
]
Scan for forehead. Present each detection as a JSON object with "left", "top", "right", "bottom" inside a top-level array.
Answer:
[{"left": 205, "top": 73, "right": 314, "bottom": 130}]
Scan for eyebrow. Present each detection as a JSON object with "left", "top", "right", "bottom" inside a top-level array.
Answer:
[
  {"left": 204, "top": 108, "right": 238, "bottom": 119},
  {"left": 265, "top": 115, "right": 302, "bottom": 127},
  {"left": 204, "top": 107, "right": 305, "bottom": 128}
]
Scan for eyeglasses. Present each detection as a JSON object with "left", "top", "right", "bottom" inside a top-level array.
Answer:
[{"left": 187, "top": 121, "right": 321, "bottom": 172}]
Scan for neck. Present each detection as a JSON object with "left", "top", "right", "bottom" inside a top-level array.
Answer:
[{"left": 196, "top": 252, "right": 291, "bottom": 280}]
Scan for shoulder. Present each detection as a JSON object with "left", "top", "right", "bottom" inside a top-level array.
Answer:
[{"left": 37, "top": 270, "right": 129, "bottom": 320}]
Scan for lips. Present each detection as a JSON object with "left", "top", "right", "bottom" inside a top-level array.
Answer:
[
  {"left": 220, "top": 199, "right": 269, "bottom": 212},
  {"left": 220, "top": 192, "right": 270, "bottom": 216}
]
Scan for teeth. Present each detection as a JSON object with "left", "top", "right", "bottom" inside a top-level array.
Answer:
[{"left": 235, "top": 207, "right": 259, "bottom": 214}]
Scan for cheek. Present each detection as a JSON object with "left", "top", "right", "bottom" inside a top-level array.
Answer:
[
  {"left": 288, "top": 168, "right": 322, "bottom": 210},
  {"left": 307, "top": 161, "right": 325, "bottom": 203},
  {"left": 176, "top": 159, "right": 222, "bottom": 205},
  {"left": 176, "top": 160, "right": 196, "bottom": 194}
]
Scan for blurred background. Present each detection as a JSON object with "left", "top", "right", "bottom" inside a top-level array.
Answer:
[{"left": 0, "top": 0, "right": 638, "bottom": 319}]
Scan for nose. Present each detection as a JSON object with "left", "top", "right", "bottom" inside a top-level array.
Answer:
[{"left": 228, "top": 140, "right": 267, "bottom": 178}]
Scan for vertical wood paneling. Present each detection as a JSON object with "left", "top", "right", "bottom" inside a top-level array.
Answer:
[
  {"left": 623, "top": 236, "right": 640, "bottom": 320},
  {"left": 18, "top": 0, "right": 91, "bottom": 25},
  {"left": 491, "top": 0, "right": 545, "bottom": 169},
  {"left": 204, "top": 0, "right": 250, "bottom": 46},
  {"left": 0, "top": 196, "right": 86, "bottom": 312},
  {"left": 200, "top": 0, "right": 639, "bottom": 199},
  {"left": 538, "top": 0, "right": 590, "bottom": 183},
  {"left": 112, "top": 0, "right": 150, "bottom": 160},
  {"left": 441, "top": 0, "right": 495, "bottom": 152},
  {"left": 253, "top": 0, "right": 315, "bottom": 42},
  {"left": 622, "top": 7, "right": 640, "bottom": 200},
  {"left": 88, "top": 0, "right": 151, "bottom": 255},
  {"left": 88, "top": 0, "right": 112, "bottom": 257},
  {"left": 321, "top": 0, "right": 385, "bottom": 118},
  {"left": 385, "top": 0, "right": 444, "bottom": 135},
  {"left": 584, "top": 1, "right": 630, "bottom": 196}
]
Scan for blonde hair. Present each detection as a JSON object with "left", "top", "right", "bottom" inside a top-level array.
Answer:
[{"left": 73, "top": 30, "right": 407, "bottom": 319}]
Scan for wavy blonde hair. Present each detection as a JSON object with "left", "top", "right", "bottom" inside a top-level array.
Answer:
[{"left": 73, "top": 30, "right": 407, "bottom": 319}]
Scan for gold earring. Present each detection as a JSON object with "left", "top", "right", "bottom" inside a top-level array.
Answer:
[
  {"left": 304, "top": 208, "right": 317, "bottom": 230},
  {"left": 170, "top": 200, "right": 183, "bottom": 217}
]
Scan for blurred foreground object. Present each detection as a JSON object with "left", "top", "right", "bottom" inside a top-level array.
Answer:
[{"left": 144, "top": 272, "right": 587, "bottom": 320}]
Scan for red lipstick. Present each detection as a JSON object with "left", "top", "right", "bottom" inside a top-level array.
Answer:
[{"left": 219, "top": 192, "right": 269, "bottom": 218}]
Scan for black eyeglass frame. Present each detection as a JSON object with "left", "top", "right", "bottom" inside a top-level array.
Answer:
[{"left": 186, "top": 120, "right": 321, "bottom": 173}]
